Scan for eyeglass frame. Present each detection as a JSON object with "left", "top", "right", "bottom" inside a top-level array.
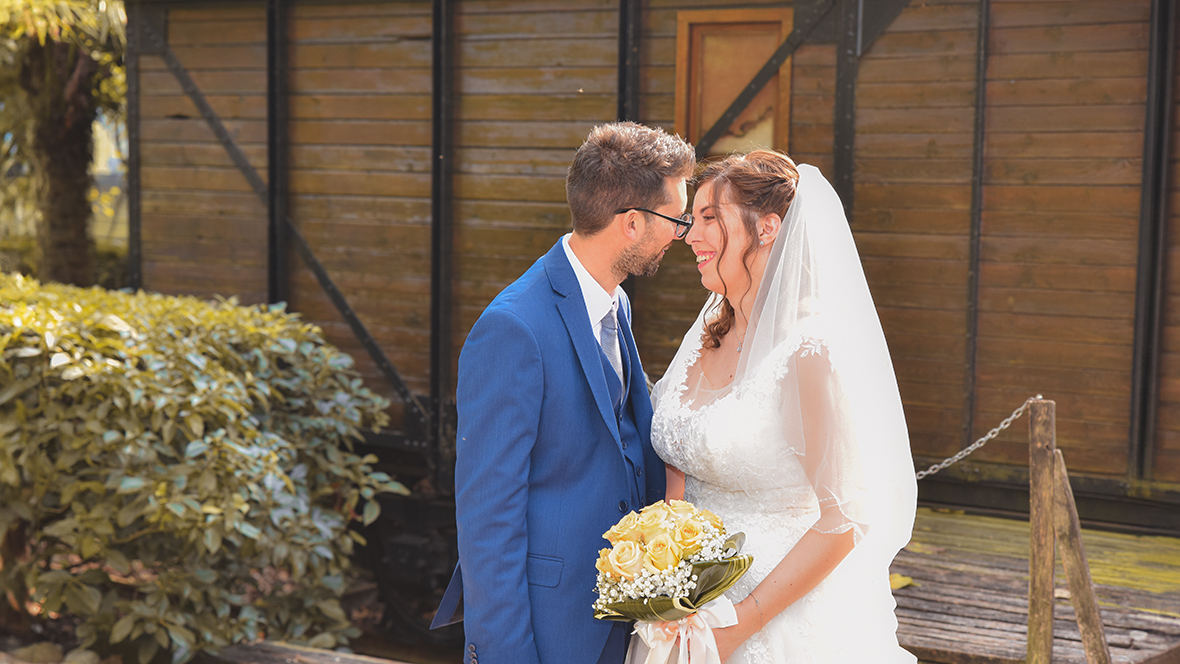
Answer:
[{"left": 614, "top": 207, "right": 694, "bottom": 239}]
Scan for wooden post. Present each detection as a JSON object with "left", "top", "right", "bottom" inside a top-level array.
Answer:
[
  {"left": 1028, "top": 398, "right": 1056, "bottom": 664},
  {"left": 1052, "top": 449, "right": 1113, "bottom": 664}
]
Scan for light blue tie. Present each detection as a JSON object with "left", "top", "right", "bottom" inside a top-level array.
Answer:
[{"left": 600, "top": 307, "right": 624, "bottom": 386}]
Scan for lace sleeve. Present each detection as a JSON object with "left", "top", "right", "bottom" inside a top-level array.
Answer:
[{"left": 793, "top": 342, "right": 869, "bottom": 543}]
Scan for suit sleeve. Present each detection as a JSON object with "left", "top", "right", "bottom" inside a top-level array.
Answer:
[{"left": 454, "top": 308, "right": 544, "bottom": 664}]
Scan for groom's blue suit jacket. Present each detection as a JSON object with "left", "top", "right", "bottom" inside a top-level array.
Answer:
[{"left": 435, "top": 239, "right": 666, "bottom": 664}]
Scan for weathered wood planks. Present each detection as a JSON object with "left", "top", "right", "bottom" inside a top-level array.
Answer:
[
  {"left": 130, "top": 0, "right": 1180, "bottom": 492},
  {"left": 967, "top": 0, "right": 1149, "bottom": 476},
  {"left": 281, "top": 1, "right": 435, "bottom": 398},
  {"left": 848, "top": 0, "right": 1153, "bottom": 478},
  {"left": 894, "top": 508, "right": 1180, "bottom": 664},
  {"left": 853, "top": 0, "right": 977, "bottom": 461},
  {"left": 138, "top": 2, "right": 269, "bottom": 307}
]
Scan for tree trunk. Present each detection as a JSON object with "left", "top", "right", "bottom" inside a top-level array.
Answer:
[
  {"left": 0, "top": 520, "right": 31, "bottom": 636},
  {"left": 21, "top": 40, "right": 98, "bottom": 287}
]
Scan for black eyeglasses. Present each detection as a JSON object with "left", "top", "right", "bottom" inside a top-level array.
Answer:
[{"left": 614, "top": 207, "right": 694, "bottom": 239}]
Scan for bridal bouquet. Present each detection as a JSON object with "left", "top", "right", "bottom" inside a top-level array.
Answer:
[{"left": 593, "top": 500, "right": 753, "bottom": 664}]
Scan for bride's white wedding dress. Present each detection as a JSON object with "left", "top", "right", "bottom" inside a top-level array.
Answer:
[
  {"left": 633, "top": 164, "right": 918, "bottom": 663},
  {"left": 646, "top": 328, "right": 914, "bottom": 663}
]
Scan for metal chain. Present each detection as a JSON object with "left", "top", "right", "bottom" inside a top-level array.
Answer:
[{"left": 915, "top": 395, "right": 1043, "bottom": 480}]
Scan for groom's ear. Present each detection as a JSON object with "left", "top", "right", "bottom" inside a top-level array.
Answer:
[{"left": 619, "top": 209, "right": 642, "bottom": 240}]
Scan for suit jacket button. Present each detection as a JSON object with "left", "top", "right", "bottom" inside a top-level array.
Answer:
[
  {"left": 636, "top": 467, "right": 643, "bottom": 477},
  {"left": 618, "top": 500, "right": 628, "bottom": 513},
  {"left": 469, "top": 645, "right": 476, "bottom": 652},
  {"left": 621, "top": 441, "right": 628, "bottom": 449}
]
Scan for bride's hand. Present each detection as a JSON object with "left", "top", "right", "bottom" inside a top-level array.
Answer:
[
  {"left": 711, "top": 623, "right": 745, "bottom": 662},
  {"left": 710, "top": 598, "right": 760, "bottom": 662}
]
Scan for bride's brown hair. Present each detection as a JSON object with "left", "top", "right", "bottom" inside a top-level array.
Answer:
[{"left": 697, "top": 150, "right": 800, "bottom": 350}]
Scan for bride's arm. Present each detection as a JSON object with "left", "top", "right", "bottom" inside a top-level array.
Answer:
[
  {"left": 713, "top": 529, "right": 854, "bottom": 659},
  {"left": 665, "top": 464, "right": 686, "bottom": 502},
  {"left": 713, "top": 348, "right": 861, "bottom": 660}
]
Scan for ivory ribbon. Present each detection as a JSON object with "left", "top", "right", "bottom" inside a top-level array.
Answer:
[{"left": 633, "top": 598, "right": 739, "bottom": 664}]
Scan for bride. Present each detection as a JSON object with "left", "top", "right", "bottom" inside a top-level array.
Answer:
[{"left": 645, "top": 150, "right": 917, "bottom": 662}]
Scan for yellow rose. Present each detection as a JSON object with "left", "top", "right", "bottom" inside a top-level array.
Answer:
[
  {"left": 698, "top": 508, "right": 724, "bottom": 532},
  {"left": 672, "top": 517, "right": 705, "bottom": 556},
  {"left": 637, "top": 502, "right": 675, "bottom": 542},
  {"left": 643, "top": 533, "right": 682, "bottom": 572},
  {"left": 667, "top": 499, "right": 696, "bottom": 520},
  {"left": 595, "top": 548, "right": 613, "bottom": 576},
  {"left": 604, "top": 511, "right": 641, "bottom": 545},
  {"left": 607, "top": 540, "right": 646, "bottom": 580}
]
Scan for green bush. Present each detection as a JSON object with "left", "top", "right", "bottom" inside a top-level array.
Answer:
[{"left": 0, "top": 274, "right": 407, "bottom": 662}]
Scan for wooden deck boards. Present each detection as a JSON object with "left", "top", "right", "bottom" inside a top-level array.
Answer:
[
  {"left": 207, "top": 507, "right": 1179, "bottom": 664},
  {"left": 893, "top": 508, "right": 1180, "bottom": 664}
]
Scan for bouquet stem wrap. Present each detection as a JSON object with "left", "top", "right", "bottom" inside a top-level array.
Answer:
[{"left": 633, "top": 597, "right": 738, "bottom": 664}]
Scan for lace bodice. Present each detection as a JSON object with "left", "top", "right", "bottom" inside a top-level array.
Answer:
[{"left": 652, "top": 328, "right": 828, "bottom": 513}]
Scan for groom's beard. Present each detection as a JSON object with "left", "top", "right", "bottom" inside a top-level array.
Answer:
[{"left": 614, "top": 233, "right": 669, "bottom": 279}]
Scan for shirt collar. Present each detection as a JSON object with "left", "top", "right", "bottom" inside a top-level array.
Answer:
[{"left": 561, "top": 233, "right": 618, "bottom": 325}]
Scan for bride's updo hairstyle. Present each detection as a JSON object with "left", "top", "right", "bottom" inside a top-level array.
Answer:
[{"left": 697, "top": 149, "right": 800, "bottom": 350}]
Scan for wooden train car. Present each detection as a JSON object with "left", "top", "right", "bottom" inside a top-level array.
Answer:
[{"left": 123, "top": 0, "right": 1178, "bottom": 551}]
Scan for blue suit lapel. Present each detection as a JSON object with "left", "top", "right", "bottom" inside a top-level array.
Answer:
[{"left": 545, "top": 243, "right": 622, "bottom": 444}]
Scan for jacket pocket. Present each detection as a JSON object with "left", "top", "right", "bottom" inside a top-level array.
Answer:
[{"left": 526, "top": 553, "right": 563, "bottom": 588}]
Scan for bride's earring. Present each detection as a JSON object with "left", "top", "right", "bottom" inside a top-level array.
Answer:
[{"left": 759, "top": 239, "right": 765, "bottom": 246}]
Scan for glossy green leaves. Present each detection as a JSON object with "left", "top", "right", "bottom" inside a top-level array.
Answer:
[{"left": 0, "top": 274, "right": 408, "bottom": 662}]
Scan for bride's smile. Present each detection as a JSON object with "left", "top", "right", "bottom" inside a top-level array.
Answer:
[{"left": 686, "top": 180, "right": 780, "bottom": 311}]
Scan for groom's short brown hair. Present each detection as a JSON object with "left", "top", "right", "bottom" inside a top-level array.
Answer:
[{"left": 566, "top": 122, "right": 695, "bottom": 236}]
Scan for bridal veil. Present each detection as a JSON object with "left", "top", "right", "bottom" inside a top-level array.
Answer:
[{"left": 655, "top": 162, "right": 917, "bottom": 566}]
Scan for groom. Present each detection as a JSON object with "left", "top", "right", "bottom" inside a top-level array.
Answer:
[{"left": 432, "top": 122, "right": 695, "bottom": 664}]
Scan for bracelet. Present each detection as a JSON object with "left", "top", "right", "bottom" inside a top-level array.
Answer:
[{"left": 749, "top": 592, "right": 764, "bottom": 629}]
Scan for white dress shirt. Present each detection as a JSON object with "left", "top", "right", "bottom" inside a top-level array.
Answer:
[{"left": 561, "top": 234, "right": 622, "bottom": 363}]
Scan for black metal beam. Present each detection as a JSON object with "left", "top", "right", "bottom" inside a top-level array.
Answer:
[
  {"left": 266, "top": 0, "right": 290, "bottom": 305},
  {"left": 617, "top": 0, "right": 641, "bottom": 122},
  {"left": 125, "top": 4, "right": 144, "bottom": 290},
  {"left": 139, "top": 20, "right": 431, "bottom": 430},
  {"left": 832, "top": 0, "right": 860, "bottom": 214},
  {"left": 1129, "top": 0, "right": 1177, "bottom": 482},
  {"left": 616, "top": 0, "right": 642, "bottom": 301},
  {"left": 430, "top": 0, "right": 457, "bottom": 491},
  {"left": 694, "top": 0, "right": 835, "bottom": 160},
  {"left": 962, "top": 0, "right": 991, "bottom": 451}
]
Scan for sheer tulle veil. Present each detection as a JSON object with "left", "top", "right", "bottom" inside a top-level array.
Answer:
[{"left": 654, "top": 163, "right": 917, "bottom": 565}]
